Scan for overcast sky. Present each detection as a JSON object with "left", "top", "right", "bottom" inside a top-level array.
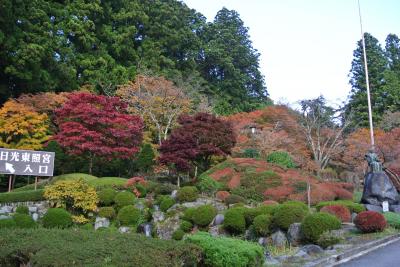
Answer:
[{"left": 183, "top": 0, "right": 400, "bottom": 106}]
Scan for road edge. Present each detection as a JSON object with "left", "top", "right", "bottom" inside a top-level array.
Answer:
[{"left": 306, "top": 233, "right": 400, "bottom": 267}]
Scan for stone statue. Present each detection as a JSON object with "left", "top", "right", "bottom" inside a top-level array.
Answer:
[{"left": 361, "top": 149, "right": 400, "bottom": 213}]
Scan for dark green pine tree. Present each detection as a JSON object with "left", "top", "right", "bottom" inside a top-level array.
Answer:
[
  {"left": 385, "top": 34, "right": 400, "bottom": 72},
  {"left": 135, "top": 143, "right": 155, "bottom": 173},
  {"left": 347, "top": 33, "right": 388, "bottom": 126},
  {"left": 199, "top": 8, "right": 269, "bottom": 115}
]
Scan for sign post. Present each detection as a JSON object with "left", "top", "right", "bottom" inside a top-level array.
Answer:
[{"left": 0, "top": 148, "right": 55, "bottom": 191}]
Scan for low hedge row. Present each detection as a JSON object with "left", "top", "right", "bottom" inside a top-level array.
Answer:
[
  {"left": 0, "top": 190, "right": 44, "bottom": 203},
  {"left": 316, "top": 200, "right": 365, "bottom": 213},
  {"left": 0, "top": 228, "right": 203, "bottom": 267}
]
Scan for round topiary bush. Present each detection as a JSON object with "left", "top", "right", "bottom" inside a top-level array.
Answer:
[
  {"left": 13, "top": 214, "right": 36, "bottom": 228},
  {"left": 384, "top": 212, "right": 400, "bottom": 229},
  {"left": 225, "top": 194, "right": 245, "bottom": 205},
  {"left": 301, "top": 212, "right": 341, "bottom": 243},
  {"left": 114, "top": 191, "right": 136, "bottom": 208},
  {"left": 282, "top": 201, "right": 309, "bottom": 212},
  {"left": 223, "top": 208, "right": 246, "bottom": 234},
  {"left": 180, "top": 220, "right": 193, "bottom": 232},
  {"left": 42, "top": 208, "right": 73, "bottom": 229},
  {"left": 117, "top": 205, "right": 141, "bottom": 226},
  {"left": 160, "top": 196, "right": 176, "bottom": 212},
  {"left": 182, "top": 207, "right": 196, "bottom": 222},
  {"left": 98, "top": 206, "right": 116, "bottom": 219},
  {"left": 354, "top": 211, "right": 387, "bottom": 233},
  {"left": 266, "top": 151, "right": 296, "bottom": 168},
  {"left": 0, "top": 219, "right": 16, "bottom": 228},
  {"left": 177, "top": 186, "right": 199, "bottom": 202},
  {"left": 15, "top": 205, "right": 29, "bottom": 214},
  {"left": 192, "top": 205, "right": 217, "bottom": 227},
  {"left": 172, "top": 229, "right": 185, "bottom": 240},
  {"left": 253, "top": 214, "right": 272, "bottom": 237},
  {"left": 272, "top": 204, "right": 308, "bottom": 231},
  {"left": 320, "top": 205, "right": 351, "bottom": 222},
  {"left": 98, "top": 188, "right": 117, "bottom": 206}
]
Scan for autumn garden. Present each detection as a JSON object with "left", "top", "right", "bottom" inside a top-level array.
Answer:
[{"left": 1, "top": 1, "right": 400, "bottom": 266}]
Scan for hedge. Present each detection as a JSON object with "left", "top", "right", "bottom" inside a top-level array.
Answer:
[
  {"left": 0, "top": 228, "right": 202, "bottom": 267},
  {"left": 316, "top": 200, "right": 365, "bottom": 213},
  {"left": 186, "top": 232, "right": 264, "bottom": 267},
  {"left": 0, "top": 190, "right": 44, "bottom": 203}
]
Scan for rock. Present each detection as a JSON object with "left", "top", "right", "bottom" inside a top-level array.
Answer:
[
  {"left": 134, "top": 201, "right": 145, "bottom": 210},
  {"left": 119, "top": 226, "right": 131, "bottom": 234},
  {"left": 362, "top": 171, "right": 399, "bottom": 206},
  {"left": 32, "top": 213, "right": 39, "bottom": 221},
  {"left": 245, "top": 228, "right": 257, "bottom": 241},
  {"left": 294, "top": 249, "right": 309, "bottom": 258},
  {"left": 155, "top": 214, "right": 180, "bottom": 239},
  {"left": 390, "top": 204, "right": 400, "bottom": 213},
  {"left": 208, "top": 226, "right": 220, "bottom": 237},
  {"left": 264, "top": 252, "right": 280, "bottom": 266},
  {"left": 28, "top": 206, "right": 38, "bottom": 213},
  {"left": 170, "top": 190, "right": 178, "bottom": 199},
  {"left": 137, "top": 223, "right": 152, "bottom": 237},
  {"left": 0, "top": 206, "right": 12, "bottom": 214},
  {"left": 212, "top": 214, "right": 224, "bottom": 226},
  {"left": 351, "top": 213, "right": 357, "bottom": 223},
  {"left": 95, "top": 217, "right": 110, "bottom": 230},
  {"left": 300, "top": 244, "right": 324, "bottom": 255},
  {"left": 152, "top": 211, "right": 165, "bottom": 223},
  {"left": 287, "top": 223, "right": 302, "bottom": 246},
  {"left": 0, "top": 215, "right": 11, "bottom": 220},
  {"left": 364, "top": 204, "right": 383, "bottom": 213},
  {"left": 271, "top": 230, "right": 287, "bottom": 248}
]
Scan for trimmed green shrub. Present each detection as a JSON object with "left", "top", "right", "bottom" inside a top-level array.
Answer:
[
  {"left": 244, "top": 205, "right": 280, "bottom": 226},
  {"left": 114, "top": 191, "right": 136, "bottom": 208},
  {"left": 192, "top": 205, "right": 217, "bottom": 227},
  {"left": 225, "top": 194, "right": 245, "bottom": 205},
  {"left": 135, "top": 184, "right": 147, "bottom": 197},
  {"left": 98, "top": 188, "right": 117, "bottom": 206},
  {"left": 283, "top": 201, "right": 309, "bottom": 212},
  {"left": 13, "top": 214, "right": 36, "bottom": 228},
  {"left": 172, "top": 229, "right": 185, "bottom": 240},
  {"left": 117, "top": 206, "right": 141, "bottom": 226},
  {"left": 223, "top": 208, "right": 246, "bottom": 234},
  {"left": 153, "top": 183, "right": 178, "bottom": 195},
  {"left": 160, "top": 196, "right": 176, "bottom": 212},
  {"left": 15, "top": 206, "right": 29, "bottom": 215},
  {"left": 272, "top": 204, "right": 308, "bottom": 231},
  {"left": 317, "top": 231, "right": 343, "bottom": 248},
  {"left": 88, "top": 177, "right": 126, "bottom": 190},
  {"left": 266, "top": 151, "right": 296, "bottom": 168},
  {"left": 384, "top": 212, "right": 400, "bottom": 229},
  {"left": 0, "top": 219, "right": 16, "bottom": 229},
  {"left": 0, "top": 190, "right": 44, "bottom": 203},
  {"left": 196, "top": 175, "right": 223, "bottom": 194},
  {"left": 0, "top": 228, "right": 203, "bottom": 266},
  {"left": 316, "top": 200, "right": 365, "bottom": 213},
  {"left": 42, "top": 208, "right": 72, "bottom": 229},
  {"left": 182, "top": 207, "right": 196, "bottom": 222},
  {"left": 51, "top": 173, "right": 98, "bottom": 183},
  {"left": 98, "top": 207, "right": 116, "bottom": 219},
  {"left": 186, "top": 232, "right": 264, "bottom": 267},
  {"left": 301, "top": 212, "right": 341, "bottom": 243},
  {"left": 177, "top": 186, "right": 198, "bottom": 202},
  {"left": 180, "top": 220, "right": 193, "bottom": 232},
  {"left": 253, "top": 214, "right": 272, "bottom": 237}
]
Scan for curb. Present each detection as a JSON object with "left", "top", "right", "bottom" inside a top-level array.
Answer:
[{"left": 306, "top": 233, "right": 400, "bottom": 267}]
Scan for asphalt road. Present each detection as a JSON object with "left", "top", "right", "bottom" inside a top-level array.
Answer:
[{"left": 337, "top": 239, "right": 400, "bottom": 267}]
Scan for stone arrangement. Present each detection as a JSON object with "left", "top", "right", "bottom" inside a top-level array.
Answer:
[{"left": 0, "top": 201, "right": 49, "bottom": 221}]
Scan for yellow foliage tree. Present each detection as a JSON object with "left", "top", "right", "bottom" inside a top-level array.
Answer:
[
  {"left": 0, "top": 99, "right": 50, "bottom": 150},
  {"left": 43, "top": 179, "right": 98, "bottom": 214},
  {"left": 117, "top": 75, "right": 192, "bottom": 145}
]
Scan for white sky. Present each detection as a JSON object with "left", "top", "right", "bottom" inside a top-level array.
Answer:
[{"left": 183, "top": 0, "right": 400, "bottom": 106}]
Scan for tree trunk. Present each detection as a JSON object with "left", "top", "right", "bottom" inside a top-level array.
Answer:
[{"left": 89, "top": 155, "right": 93, "bottom": 175}]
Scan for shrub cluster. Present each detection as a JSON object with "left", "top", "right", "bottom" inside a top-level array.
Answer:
[
  {"left": 117, "top": 206, "right": 141, "bottom": 226},
  {"left": 98, "top": 188, "right": 117, "bottom": 206},
  {"left": 354, "top": 211, "right": 387, "bottom": 233},
  {"left": 180, "top": 220, "right": 193, "bottom": 232},
  {"left": 13, "top": 214, "right": 36, "bottom": 229},
  {"left": 196, "top": 175, "right": 222, "bottom": 194},
  {"left": 0, "top": 189, "right": 44, "bottom": 203},
  {"left": 177, "top": 186, "right": 199, "bottom": 202},
  {"left": 114, "top": 191, "right": 136, "bottom": 208},
  {"left": 42, "top": 208, "right": 73, "bottom": 229},
  {"left": 317, "top": 231, "right": 343, "bottom": 248},
  {"left": 320, "top": 205, "right": 351, "bottom": 222},
  {"left": 301, "top": 212, "right": 341, "bottom": 243},
  {"left": 253, "top": 214, "right": 272, "bottom": 237},
  {"left": 186, "top": 232, "right": 264, "bottom": 267},
  {"left": 223, "top": 208, "right": 246, "bottom": 234},
  {"left": 15, "top": 206, "right": 29, "bottom": 215},
  {"left": 0, "top": 219, "right": 16, "bottom": 229},
  {"left": 159, "top": 196, "right": 176, "bottom": 212},
  {"left": 266, "top": 151, "right": 296, "bottom": 168},
  {"left": 225, "top": 194, "right": 245, "bottom": 205},
  {"left": 272, "top": 203, "right": 308, "bottom": 231},
  {"left": 98, "top": 207, "right": 116, "bottom": 219},
  {"left": 192, "top": 205, "right": 217, "bottom": 227},
  {"left": 383, "top": 212, "right": 400, "bottom": 229},
  {"left": 243, "top": 205, "right": 279, "bottom": 226},
  {"left": 172, "top": 229, "right": 185, "bottom": 240},
  {"left": 316, "top": 200, "right": 365, "bottom": 213}
]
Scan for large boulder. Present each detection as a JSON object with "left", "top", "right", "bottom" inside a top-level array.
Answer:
[
  {"left": 95, "top": 217, "right": 110, "bottom": 230},
  {"left": 287, "top": 223, "right": 303, "bottom": 246},
  {"left": 271, "top": 230, "right": 287, "bottom": 248},
  {"left": 362, "top": 171, "right": 400, "bottom": 206}
]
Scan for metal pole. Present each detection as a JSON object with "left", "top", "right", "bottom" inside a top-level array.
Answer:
[
  {"left": 8, "top": 175, "right": 12, "bottom": 192},
  {"left": 358, "top": 0, "right": 375, "bottom": 150},
  {"left": 34, "top": 176, "right": 38, "bottom": 191}
]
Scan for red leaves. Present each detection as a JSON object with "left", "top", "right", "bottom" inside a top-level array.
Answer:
[
  {"left": 354, "top": 211, "right": 387, "bottom": 233},
  {"left": 320, "top": 205, "right": 351, "bottom": 222},
  {"left": 159, "top": 113, "right": 236, "bottom": 172},
  {"left": 53, "top": 92, "right": 143, "bottom": 159}
]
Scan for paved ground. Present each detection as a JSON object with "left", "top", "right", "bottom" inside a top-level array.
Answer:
[{"left": 337, "top": 239, "right": 400, "bottom": 267}]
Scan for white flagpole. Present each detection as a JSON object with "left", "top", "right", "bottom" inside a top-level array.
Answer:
[{"left": 357, "top": 0, "right": 375, "bottom": 150}]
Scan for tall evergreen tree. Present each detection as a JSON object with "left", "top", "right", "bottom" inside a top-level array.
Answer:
[
  {"left": 385, "top": 34, "right": 400, "bottom": 72},
  {"left": 347, "top": 33, "right": 388, "bottom": 126}
]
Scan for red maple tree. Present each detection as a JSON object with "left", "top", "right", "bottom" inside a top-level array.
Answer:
[
  {"left": 159, "top": 113, "right": 236, "bottom": 174},
  {"left": 53, "top": 92, "right": 143, "bottom": 174}
]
